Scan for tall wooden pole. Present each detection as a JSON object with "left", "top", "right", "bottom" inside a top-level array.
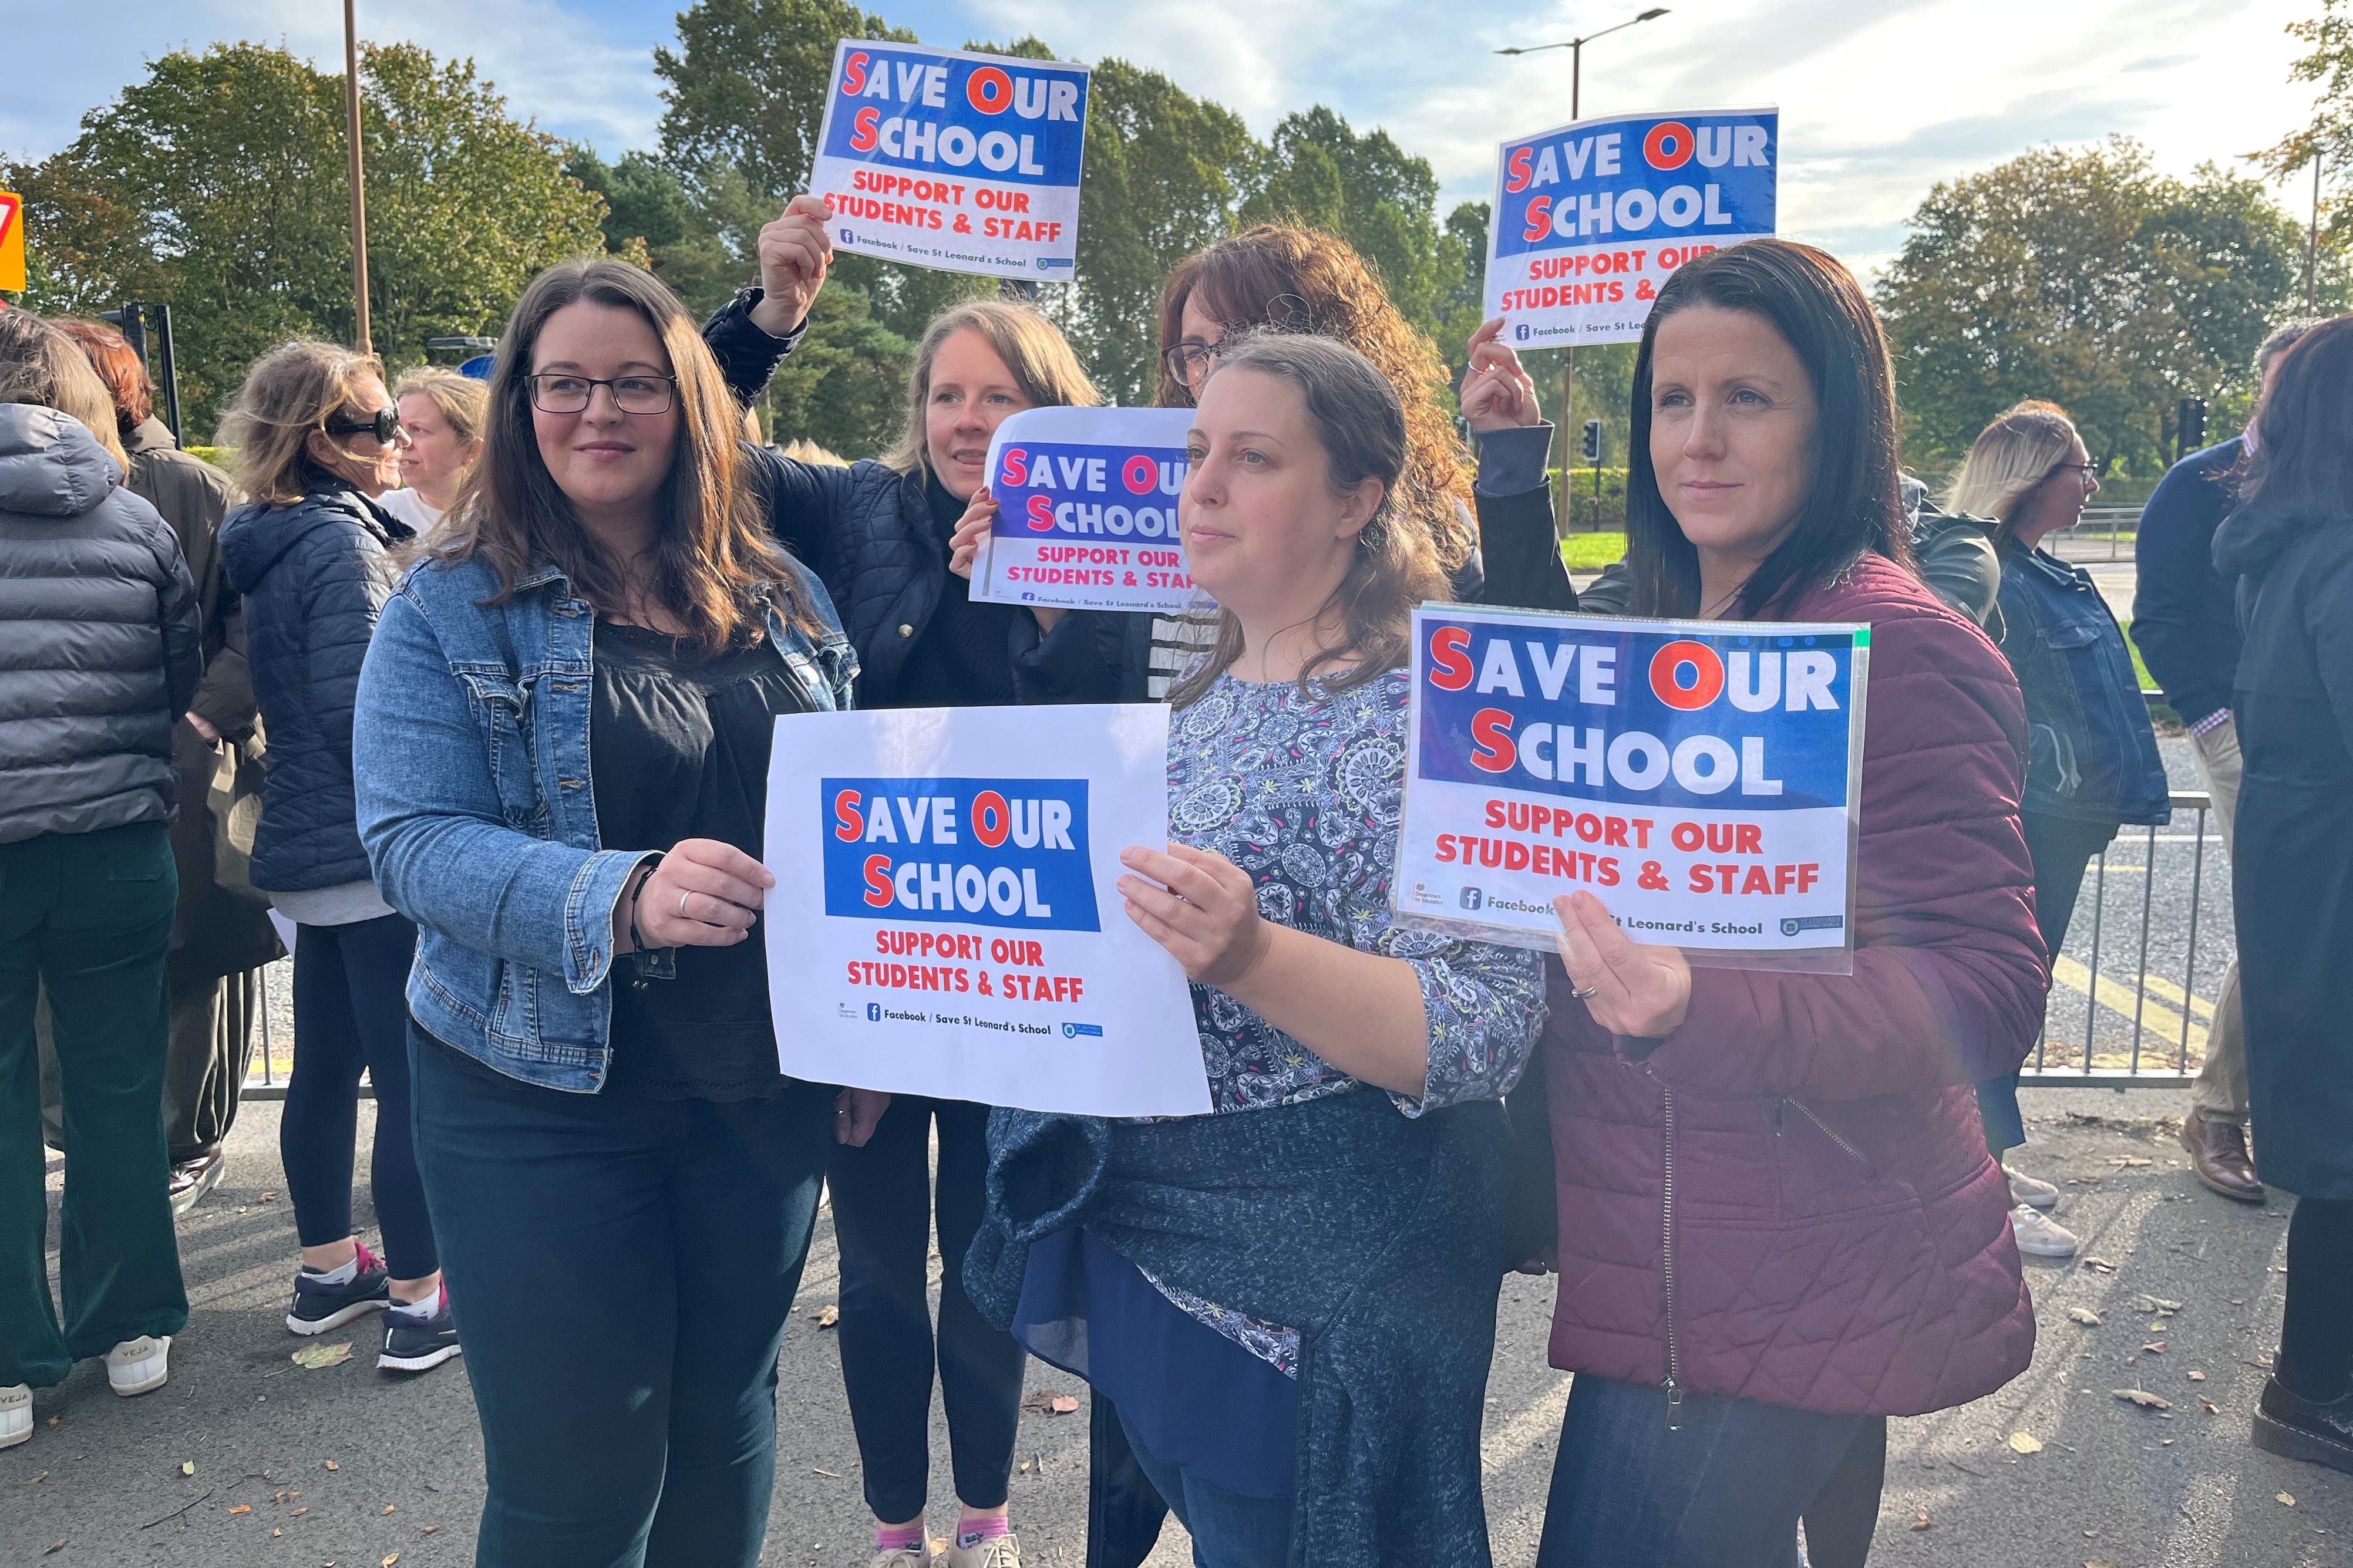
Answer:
[
  {"left": 2308, "top": 153, "right": 2323, "bottom": 316},
  {"left": 344, "top": 0, "right": 372, "bottom": 354}
]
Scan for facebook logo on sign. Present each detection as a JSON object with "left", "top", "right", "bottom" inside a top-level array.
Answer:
[
  {"left": 866, "top": 1002, "right": 882, "bottom": 1021},
  {"left": 1514, "top": 324, "right": 1532, "bottom": 343},
  {"left": 1460, "top": 887, "right": 1484, "bottom": 911}
]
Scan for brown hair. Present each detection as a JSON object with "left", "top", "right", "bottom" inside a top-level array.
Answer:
[
  {"left": 52, "top": 317, "right": 153, "bottom": 440},
  {"left": 218, "top": 340, "right": 387, "bottom": 507},
  {"left": 1946, "top": 399, "right": 2079, "bottom": 546},
  {"left": 428, "top": 256, "right": 818, "bottom": 652},
  {"left": 2242, "top": 312, "right": 2353, "bottom": 519},
  {"left": 883, "top": 300, "right": 1099, "bottom": 480},
  {"left": 0, "top": 309, "right": 132, "bottom": 469},
  {"left": 1156, "top": 225, "right": 1476, "bottom": 572},
  {"left": 1165, "top": 333, "right": 1446, "bottom": 709},
  {"left": 393, "top": 366, "right": 489, "bottom": 449}
]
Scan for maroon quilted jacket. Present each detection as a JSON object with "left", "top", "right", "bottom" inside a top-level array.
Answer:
[{"left": 1544, "top": 555, "right": 2047, "bottom": 1419}]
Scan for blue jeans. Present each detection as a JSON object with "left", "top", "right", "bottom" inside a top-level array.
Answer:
[
  {"left": 408, "top": 1025, "right": 831, "bottom": 1568},
  {"left": 1116, "top": 1407, "right": 1292, "bottom": 1568},
  {"left": 1536, "top": 1374, "right": 1886, "bottom": 1568}
]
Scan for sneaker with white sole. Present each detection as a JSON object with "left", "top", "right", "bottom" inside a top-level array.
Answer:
[
  {"left": 2004, "top": 1165, "right": 2060, "bottom": 1210},
  {"left": 105, "top": 1336, "right": 170, "bottom": 1396},
  {"left": 870, "top": 1547, "right": 935, "bottom": 1567},
  {"left": 288, "top": 1240, "right": 391, "bottom": 1334},
  {"left": 2009, "top": 1202, "right": 2079, "bottom": 1258},
  {"left": 1, "top": 1384, "right": 30, "bottom": 1448},
  {"left": 944, "top": 1533, "right": 1021, "bottom": 1568},
  {"left": 378, "top": 1286, "right": 461, "bottom": 1374}
]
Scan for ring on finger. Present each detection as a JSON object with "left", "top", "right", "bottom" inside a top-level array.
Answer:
[
  {"left": 678, "top": 890, "right": 692, "bottom": 921},
  {"left": 1570, "top": 983, "right": 1601, "bottom": 1000}
]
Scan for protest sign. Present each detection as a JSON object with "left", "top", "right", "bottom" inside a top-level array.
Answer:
[
  {"left": 971, "top": 406, "right": 1204, "bottom": 615},
  {"left": 764, "top": 704, "right": 1211, "bottom": 1117},
  {"left": 0, "top": 192, "right": 23, "bottom": 293},
  {"left": 1484, "top": 107, "right": 1778, "bottom": 346},
  {"left": 1395, "top": 603, "right": 1865, "bottom": 970},
  {"left": 809, "top": 41, "right": 1090, "bottom": 282}
]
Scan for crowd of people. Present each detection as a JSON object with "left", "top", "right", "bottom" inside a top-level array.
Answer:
[{"left": 0, "top": 188, "right": 2343, "bottom": 1568}]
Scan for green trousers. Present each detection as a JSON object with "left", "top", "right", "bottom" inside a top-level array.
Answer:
[{"left": 1, "top": 823, "right": 188, "bottom": 1389}]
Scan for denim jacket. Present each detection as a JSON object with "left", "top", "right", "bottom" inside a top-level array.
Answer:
[
  {"left": 352, "top": 551, "right": 856, "bottom": 1091},
  {"left": 1993, "top": 541, "right": 2170, "bottom": 827}
]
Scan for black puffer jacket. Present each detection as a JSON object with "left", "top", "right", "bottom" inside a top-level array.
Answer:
[
  {"left": 218, "top": 480, "right": 412, "bottom": 892},
  {"left": 0, "top": 405, "right": 202, "bottom": 843}
]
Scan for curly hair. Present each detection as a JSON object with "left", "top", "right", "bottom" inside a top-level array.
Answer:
[{"left": 1156, "top": 225, "right": 1476, "bottom": 573}]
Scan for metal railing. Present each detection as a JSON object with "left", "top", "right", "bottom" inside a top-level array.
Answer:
[
  {"left": 2058, "top": 505, "right": 2146, "bottom": 562},
  {"left": 2019, "top": 789, "right": 2228, "bottom": 1089}
]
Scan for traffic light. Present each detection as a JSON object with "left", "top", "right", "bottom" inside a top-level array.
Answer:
[
  {"left": 2176, "top": 396, "right": 2206, "bottom": 461},
  {"left": 1581, "top": 419, "right": 1603, "bottom": 464}
]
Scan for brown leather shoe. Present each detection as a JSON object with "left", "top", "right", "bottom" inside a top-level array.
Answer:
[{"left": 2179, "top": 1115, "right": 2265, "bottom": 1202}]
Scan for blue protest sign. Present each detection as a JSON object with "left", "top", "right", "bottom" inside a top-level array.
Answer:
[
  {"left": 1484, "top": 106, "right": 1778, "bottom": 346},
  {"left": 810, "top": 40, "right": 1090, "bottom": 281},
  {"left": 1395, "top": 603, "right": 1864, "bottom": 968},
  {"left": 821, "top": 775, "right": 1101, "bottom": 933},
  {"left": 973, "top": 406, "right": 1203, "bottom": 615}
]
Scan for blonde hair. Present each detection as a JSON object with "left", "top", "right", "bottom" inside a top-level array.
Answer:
[
  {"left": 0, "top": 310, "right": 130, "bottom": 469},
  {"left": 219, "top": 341, "right": 387, "bottom": 506},
  {"left": 1946, "top": 400, "right": 2080, "bottom": 537},
  {"left": 884, "top": 301, "right": 1098, "bottom": 480},
  {"left": 782, "top": 438, "right": 847, "bottom": 467},
  {"left": 393, "top": 366, "right": 488, "bottom": 449}
]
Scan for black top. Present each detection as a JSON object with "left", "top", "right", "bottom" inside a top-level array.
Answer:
[
  {"left": 888, "top": 474, "right": 1021, "bottom": 709},
  {"left": 591, "top": 619, "right": 806, "bottom": 1100},
  {"left": 2132, "top": 437, "right": 2245, "bottom": 726}
]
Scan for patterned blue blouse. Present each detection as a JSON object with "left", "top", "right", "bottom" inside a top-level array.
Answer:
[{"left": 1145, "top": 666, "right": 1549, "bottom": 1370}]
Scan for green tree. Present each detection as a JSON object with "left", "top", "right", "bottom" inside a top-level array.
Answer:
[
  {"left": 2258, "top": 0, "right": 2353, "bottom": 259},
  {"left": 1873, "top": 138, "right": 2324, "bottom": 476},
  {"left": 5, "top": 42, "right": 606, "bottom": 438}
]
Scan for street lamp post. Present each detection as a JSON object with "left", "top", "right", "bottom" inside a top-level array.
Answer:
[{"left": 1498, "top": 8, "right": 1669, "bottom": 530}]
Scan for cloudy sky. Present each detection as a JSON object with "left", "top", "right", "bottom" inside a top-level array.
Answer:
[{"left": 4, "top": 0, "right": 2324, "bottom": 276}]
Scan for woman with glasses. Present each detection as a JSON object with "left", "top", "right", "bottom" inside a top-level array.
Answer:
[
  {"left": 1947, "top": 400, "right": 2169, "bottom": 1260},
  {"left": 216, "top": 345, "right": 454, "bottom": 1372},
  {"left": 353, "top": 257, "right": 871, "bottom": 1566}
]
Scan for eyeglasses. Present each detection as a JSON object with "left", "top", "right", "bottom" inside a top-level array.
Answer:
[
  {"left": 324, "top": 407, "right": 404, "bottom": 444},
  {"left": 2046, "top": 461, "right": 2099, "bottom": 488},
  {"left": 529, "top": 374, "right": 677, "bottom": 416},
  {"left": 1162, "top": 341, "right": 1223, "bottom": 387}
]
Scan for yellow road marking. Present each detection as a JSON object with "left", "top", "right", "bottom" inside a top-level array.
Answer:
[{"left": 2051, "top": 955, "right": 2208, "bottom": 1053}]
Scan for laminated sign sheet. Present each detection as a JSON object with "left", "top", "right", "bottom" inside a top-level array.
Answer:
[
  {"left": 971, "top": 406, "right": 1203, "bottom": 615},
  {"left": 810, "top": 40, "right": 1090, "bottom": 281},
  {"left": 1395, "top": 604, "right": 1866, "bottom": 971},
  {"left": 764, "top": 704, "right": 1211, "bottom": 1117},
  {"left": 1485, "top": 106, "right": 1778, "bottom": 346}
]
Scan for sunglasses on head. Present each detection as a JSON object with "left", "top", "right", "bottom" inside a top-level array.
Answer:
[{"left": 324, "top": 407, "right": 403, "bottom": 444}]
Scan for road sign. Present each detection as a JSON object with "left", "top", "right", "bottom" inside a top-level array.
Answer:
[{"left": 0, "top": 193, "right": 24, "bottom": 293}]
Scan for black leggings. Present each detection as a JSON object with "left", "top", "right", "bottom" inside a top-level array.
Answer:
[
  {"left": 2281, "top": 1197, "right": 2353, "bottom": 1402},
  {"left": 829, "top": 1094, "right": 1026, "bottom": 1523},
  {"left": 281, "top": 914, "right": 437, "bottom": 1279}
]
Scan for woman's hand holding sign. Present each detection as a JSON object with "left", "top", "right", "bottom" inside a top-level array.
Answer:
[
  {"left": 1118, "top": 843, "right": 1274, "bottom": 989},
  {"left": 618, "top": 838, "right": 773, "bottom": 952},
  {"left": 950, "top": 484, "right": 1062, "bottom": 632},
  {"left": 1551, "top": 891, "right": 1692, "bottom": 1040},
  {"left": 1459, "top": 317, "right": 1543, "bottom": 433},
  {"left": 748, "top": 195, "right": 835, "bottom": 339}
]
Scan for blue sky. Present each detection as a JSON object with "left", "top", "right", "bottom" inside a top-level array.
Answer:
[{"left": 3, "top": 0, "right": 2324, "bottom": 276}]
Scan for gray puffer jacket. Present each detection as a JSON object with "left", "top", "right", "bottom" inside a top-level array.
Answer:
[{"left": 0, "top": 404, "right": 203, "bottom": 843}]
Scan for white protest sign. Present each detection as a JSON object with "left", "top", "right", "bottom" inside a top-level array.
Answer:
[
  {"left": 764, "top": 704, "right": 1211, "bottom": 1117},
  {"left": 810, "top": 41, "right": 1090, "bottom": 282},
  {"left": 1396, "top": 604, "right": 1865, "bottom": 971},
  {"left": 971, "top": 406, "right": 1203, "bottom": 616},
  {"left": 1486, "top": 107, "right": 1778, "bottom": 346}
]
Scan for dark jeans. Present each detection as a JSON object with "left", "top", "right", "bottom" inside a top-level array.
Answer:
[
  {"left": 284, "top": 915, "right": 436, "bottom": 1278},
  {"left": 1978, "top": 812, "right": 2121, "bottom": 1159},
  {"left": 409, "top": 1025, "right": 832, "bottom": 1568},
  {"left": 1536, "top": 1374, "right": 1887, "bottom": 1568},
  {"left": 2281, "top": 1197, "right": 2353, "bottom": 1403},
  {"left": 38, "top": 966, "right": 261, "bottom": 1162},
  {"left": 829, "top": 1093, "right": 1027, "bottom": 1522},
  {"left": 0, "top": 825, "right": 188, "bottom": 1388},
  {"left": 1116, "top": 1406, "right": 1291, "bottom": 1568}
]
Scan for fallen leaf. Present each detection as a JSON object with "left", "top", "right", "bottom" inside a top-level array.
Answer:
[
  {"left": 2066, "top": 1307, "right": 2104, "bottom": 1326},
  {"left": 180, "top": 1461, "right": 196, "bottom": 1476},
  {"left": 2007, "top": 1431, "right": 2044, "bottom": 1454},
  {"left": 2143, "top": 1342, "right": 2168, "bottom": 1354},
  {"left": 1021, "top": 1388, "right": 1069, "bottom": 1415},
  {"left": 2113, "top": 1388, "right": 2173, "bottom": 1409},
  {"left": 275, "top": 1490, "right": 301, "bottom": 1503},
  {"left": 382, "top": 1554, "right": 400, "bottom": 1566},
  {"left": 291, "top": 1343, "right": 352, "bottom": 1371},
  {"left": 2084, "top": 1529, "right": 2099, "bottom": 1537},
  {"left": 1908, "top": 1510, "right": 1931, "bottom": 1531},
  {"left": 2187, "top": 1370, "right": 2206, "bottom": 1382},
  {"left": 43, "top": 1543, "right": 65, "bottom": 1557},
  {"left": 2278, "top": 1492, "right": 2297, "bottom": 1508},
  {"left": 2082, "top": 1256, "right": 2119, "bottom": 1273},
  {"left": 381, "top": 1505, "right": 395, "bottom": 1516},
  {"left": 2086, "top": 1559, "right": 2121, "bottom": 1568},
  {"left": 2110, "top": 1155, "right": 2153, "bottom": 1166},
  {"left": 230, "top": 1505, "right": 253, "bottom": 1516},
  {"left": 274, "top": 1529, "right": 284, "bottom": 1538},
  {"left": 2202, "top": 1400, "right": 2220, "bottom": 1414},
  {"left": 420, "top": 1527, "right": 437, "bottom": 1536},
  {"left": 44, "top": 1416, "right": 58, "bottom": 1428},
  {"left": 2135, "top": 1294, "right": 2183, "bottom": 1314},
  {"left": 25, "top": 1471, "right": 45, "bottom": 1484},
  {"left": 291, "top": 1508, "right": 309, "bottom": 1516},
  {"left": 1018, "top": 1459, "right": 1033, "bottom": 1474},
  {"left": 810, "top": 1304, "right": 840, "bottom": 1328},
  {"left": 1051, "top": 1395, "right": 1080, "bottom": 1414},
  {"left": 2162, "top": 1438, "right": 2175, "bottom": 1445},
  {"left": 812, "top": 1468, "right": 841, "bottom": 1479},
  {"left": 261, "top": 1191, "right": 277, "bottom": 1201},
  {"left": 322, "top": 1461, "right": 339, "bottom": 1472}
]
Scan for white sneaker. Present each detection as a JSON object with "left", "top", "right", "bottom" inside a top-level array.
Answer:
[
  {"left": 944, "top": 1534, "right": 1021, "bottom": 1568},
  {"left": 105, "top": 1335, "right": 170, "bottom": 1397},
  {"left": 2004, "top": 1165, "right": 2059, "bottom": 1210},
  {"left": 2009, "top": 1203, "right": 2079, "bottom": 1259},
  {"left": 0, "top": 1384, "right": 29, "bottom": 1448},
  {"left": 870, "top": 1546, "right": 935, "bottom": 1567}
]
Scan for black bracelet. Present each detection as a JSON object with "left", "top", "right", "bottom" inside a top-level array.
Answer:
[{"left": 625, "top": 853, "right": 664, "bottom": 958}]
